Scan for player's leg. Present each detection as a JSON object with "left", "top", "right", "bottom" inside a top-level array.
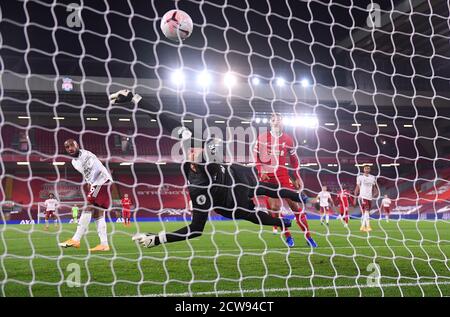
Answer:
[
  {"left": 122, "top": 209, "right": 127, "bottom": 226},
  {"left": 44, "top": 212, "right": 49, "bottom": 230},
  {"left": 133, "top": 209, "right": 209, "bottom": 248},
  {"left": 53, "top": 213, "right": 58, "bottom": 227},
  {"left": 325, "top": 207, "right": 330, "bottom": 225},
  {"left": 59, "top": 210, "right": 90, "bottom": 248},
  {"left": 320, "top": 207, "right": 325, "bottom": 224},
  {"left": 89, "top": 184, "right": 111, "bottom": 251},
  {"left": 90, "top": 208, "right": 110, "bottom": 251},
  {"left": 266, "top": 197, "right": 280, "bottom": 234},
  {"left": 72, "top": 210, "right": 78, "bottom": 224},
  {"left": 365, "top": 201, "right": 372, "bottom": 231},
  {"left": 286, "top": 198, "right": 317, "bottom": 248}
]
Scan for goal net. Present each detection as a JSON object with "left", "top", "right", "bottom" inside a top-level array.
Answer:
[{"left": 0, "top": 0, "right": 449, "bottom": 297}]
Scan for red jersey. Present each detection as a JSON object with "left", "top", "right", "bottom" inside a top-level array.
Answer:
[
  {"left": 255, "top": 131, "right": 299, "bottom": 178},
  {"left": 121, "top": 197, "right": 132, "bottom": 210},
  {"left": 337, "top": 189, "right": 352, "bottom": 208}
]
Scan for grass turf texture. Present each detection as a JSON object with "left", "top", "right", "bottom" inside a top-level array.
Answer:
[{"left": 0, "top": 219, "right": 449, "bottom": 297}]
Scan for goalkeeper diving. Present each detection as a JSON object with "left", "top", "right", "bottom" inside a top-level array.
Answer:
[{"left": 109, "top": 90, "right": 309, "bottom": 248}]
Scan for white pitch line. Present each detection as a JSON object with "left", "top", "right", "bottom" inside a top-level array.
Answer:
[
  {"left": 135, "top": 281, "right": 450, "bottom": 297},
  {"left": 3, "top": 243, "right": 449, "bottom": 260}
]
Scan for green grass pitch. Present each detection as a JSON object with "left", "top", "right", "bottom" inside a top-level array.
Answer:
[{"left": 1, "top": 219, "right": 449, "bottom": 297}]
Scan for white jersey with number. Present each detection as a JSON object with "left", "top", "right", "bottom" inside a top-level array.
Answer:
[
  {"left": 317, "top": 191, "right": 331, "bottom": 207},
  {"left": 44, "top": 198, "right": 58, "bottom": 211},
  {"left": 357, "top": 174, "right": 376, "bottom": 200},
  {"left": 71, "top": 149, "right": 112, "bottom": 186},
  {"left": 382, "top": 198, "right": 391, "bottom": 207}
]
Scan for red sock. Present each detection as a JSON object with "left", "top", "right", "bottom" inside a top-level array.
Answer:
[
  {"left": 345, "top": 215, "right": 349, "bottom": 224},
  {"left": 295, "top": 210, "right": 311, "bottom": 239},
  {"left": 284, "top": 229, "right": 291, "bottom": 238}
]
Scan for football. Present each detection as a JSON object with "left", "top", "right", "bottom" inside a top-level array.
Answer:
[{"left": 160, "top": 9, "right": 193, "bottom": 42}]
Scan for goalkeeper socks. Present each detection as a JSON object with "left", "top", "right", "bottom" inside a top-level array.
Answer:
[
  {"left": 96, "top": 217, "right": 108, "bottom": 246},
  {"left": 73, "top": 212, "right": 92, "bottom": 241}
]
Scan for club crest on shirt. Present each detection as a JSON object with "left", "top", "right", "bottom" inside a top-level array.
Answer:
[{"left": 196, "top": 195, "right": 207, "bottom": 205}]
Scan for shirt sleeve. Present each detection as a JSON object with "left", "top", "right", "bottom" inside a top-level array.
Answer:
[{"left": 286, "top": 135, "right": 300, "bottom": 176}]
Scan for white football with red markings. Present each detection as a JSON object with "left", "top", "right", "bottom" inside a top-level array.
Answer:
[{"left": 160, "top": 9, "right": 193, "bottom": 42}]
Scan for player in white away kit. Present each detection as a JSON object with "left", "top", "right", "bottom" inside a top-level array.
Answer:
[
  {"left": 316, "top": 186, "right": 334, "bottom": 226},
  {"left": 44, "top": 193, "right": 58, "bottom": 230},
  {"left": 381, "top": 194, "right": 392, "bottom": 222},
  {"left": 58, "top": 139, "right": 113, "bottom": 251},
  {"left": 355, "top": 165, "right": 378, "bottom": 232}
]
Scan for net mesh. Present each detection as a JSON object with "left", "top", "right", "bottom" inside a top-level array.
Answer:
[{"left": 0, "top": 0, "right": 449, "bottom": 297}]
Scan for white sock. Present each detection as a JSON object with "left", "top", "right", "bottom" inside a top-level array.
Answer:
[
  {"left": 72, "top": 212, "right": 92, "bottom": 242},
  {"left": 96, "top": 217, "right": 108, "bottom": 246},
  {"left": 365, "top": 212, "right": 370, "bottom": 227},
  {"left": 320, "top": 214, "right": 324, "bottom": 222},
  {"left": 325, "top": 214, "right": 329, "bottom": 224},
  {"left": 361, "top": 213, "right": 366, "bottom": 227}
]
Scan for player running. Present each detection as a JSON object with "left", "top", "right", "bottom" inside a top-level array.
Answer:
[
  {"left": 255, "top": 113, "right": 317, "bottom": 248},
  {"left": 381, "top": 194, "right": 392, "bottom": 222},
  {"left": 121, "top": 194, "right": 132, "bottom": 226},
  {"left": 355, "top": 165, "right": 378, "bottom": 232},
  {"left": 44, "top": 193, "right": 58, "bottom": 230},
  {"left": 58, "top": 139, "right": 113, "bottom": 251},
  {"left": 316, "top": 186, "right": 334, "bottom": 226},
  {"left": 337, "top": 185, "right": 353, "bottom": 227},
  {"left": 71, "top": 204, "right": 79, "bottom": 224}
]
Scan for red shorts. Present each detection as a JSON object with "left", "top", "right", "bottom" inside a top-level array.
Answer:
[
  {"left": 122, "top": 209, "right": 131, "bottom": 218},
  {"left": 264, "top": 174, "right": 295, "bottom": 190},
  {"left": 383, "top": 206, "right": 390, "bottom": 214},
  {"left": 339, "top": 205, "right": 349, "bottom": 215},
  {"left": 320, "top": 206, "right": 331, "bottom": 214},
  {"left": 87, "top": 183, "right": 111, "bottom": 210},
  {"left": 360, "top": 199, "right": 371, "bottom": 211},
  {"left": 45, "top": 210, "right": 55, "bottom": 218}
]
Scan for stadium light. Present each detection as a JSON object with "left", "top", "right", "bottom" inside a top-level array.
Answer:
[
  {"left": 255, "top": 117, "right": 261, "bottom": 124},
  {"left": 18, "top": 116, "right": 30, "bottom": 119},
  {"left": 171, "top": 69, "right": 185, "bottom": 86},
  {"left": 283, "top": 115, "right": 318, "bottom": 129},
  {"left": 252, "top": 77, "right": 260, "bottom": 85},
  {"left": 86, "top": 117, "right": 98, "bottom": 121},
  {"left": 52, "top": 162, "right": 65, "bottom": 166},
  {"left": 156, "top": 162, "right": 167, "bottom": 165},
  {"left": 262, "top": 118, "right": 268, "bottom": 124},
  {"left": 53, "top": 117, "right": 65, "bottom": 120},
  {"left": 150, "top": 119, "right": 157, "bottom": 122},
  {"left": 182, "top": 119, "right": 193, "bottom": 123},
  {"left": 214, "top": 120, "right": 225, "bottom": 124},
  {"left": 300, "top": 79, "right": 310, "bottom": 87},
  {"left": 197, "top": 71, "right": 212, "bottom": 87},
  {"left": 351, "top": 123, "right": 361, "bottom": 127},
  {"left": 324, "top": 122, "right": 335, "bottom": 126},
  {"left": 120, "top": 162, "right": 133, "bottom": 166},
  {"left": 241, "top": 121, "right": 251, "bottom": 124},
  {"left": 403, "top": 124, "right": 413, "bottom": 128},
  {"left": 378, "top": 123, "right": 388, "bottom": 127},
  {"left": 276, "top": 77, "right": 285, "bottom": 87},
  {"left": 223, "top": 72, "right": 237, "bottom": 87},
  {"left": 119, "top": 118, "right": 131, "bottom": 122},
  {"left": 17, "top": 162, "right": 30, "bottom": 165}
]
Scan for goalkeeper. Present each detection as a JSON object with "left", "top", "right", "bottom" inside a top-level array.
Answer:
[{"left": 110, "top": 90, "right": 308, "bottom": 248}]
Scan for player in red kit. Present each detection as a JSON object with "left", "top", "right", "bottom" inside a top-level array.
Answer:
[
  {"left": 337, "top": 185, "right": 353, "bottom": 227},
  {"left": 121, "top": 194, "right": 132, "bottom": 226},
  {"left": 255, "top": 113, "right": 317, "bottom": 248}
]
